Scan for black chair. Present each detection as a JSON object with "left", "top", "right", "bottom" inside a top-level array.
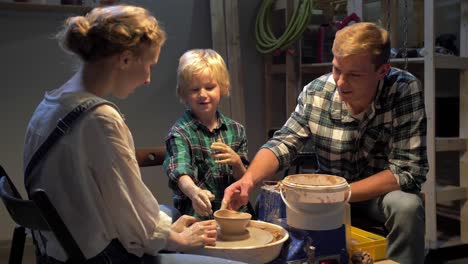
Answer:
[
  {"left": 0, "top": 165, "right": 85, "bottom": 264},
  {"left": 135, "top": 146, "right": 181, "bottom": 221}
]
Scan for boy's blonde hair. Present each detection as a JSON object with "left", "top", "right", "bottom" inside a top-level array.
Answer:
[
  {"left": 332, "top": 22, "right": 390, "bottom": 68},
  {"left": 56, "top": 5, "right": 166, "bottom": 62},
  {"left": 176, "top": 49, "right": 230, "bottom": 101}
]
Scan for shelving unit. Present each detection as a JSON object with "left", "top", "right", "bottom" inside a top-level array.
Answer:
[
  {"left": 0, "top": 2, "right": 91, "bottom": 13},
  {"left": 264, "top": 0, "right": 468, "bottom": 251},
  {"left": 423, "top": 0, "right": 468, "bottom": 250}
]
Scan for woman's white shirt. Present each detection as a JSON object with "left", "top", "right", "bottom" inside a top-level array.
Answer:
[{"left": 23, "top": 91, "right": 171, "bottom": 261}]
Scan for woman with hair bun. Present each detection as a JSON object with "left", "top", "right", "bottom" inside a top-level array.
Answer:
[{"left": 23, "top": 5, "right": 234, "bottom": 264}]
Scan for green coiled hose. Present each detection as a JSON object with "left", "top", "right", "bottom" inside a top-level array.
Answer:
[{"left": 255, "top": 0, "right": 313, "bottom": 54}]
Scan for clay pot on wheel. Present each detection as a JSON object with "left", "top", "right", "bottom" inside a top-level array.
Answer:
[{"left": 214, "top": 209, "right": 251, "bottom": 240}]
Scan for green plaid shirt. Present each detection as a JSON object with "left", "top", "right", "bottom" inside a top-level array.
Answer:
[
  {"left": 163, "top": 110, "right": 249, "bottom": 217},
  {"left": 265, "top": 68, "right": 428, "bottom": 193}
]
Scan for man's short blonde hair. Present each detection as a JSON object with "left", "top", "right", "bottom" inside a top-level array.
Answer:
[
  {"left": 176, "top": 49, "right": 230, "bottom": 101},
  {"left": 332, "top": 22, "right": 390, "bottom": 68}
]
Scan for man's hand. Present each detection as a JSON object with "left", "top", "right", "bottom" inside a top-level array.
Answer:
[{"left": 223, "top": 175, "right": 254, "bottom": 210}]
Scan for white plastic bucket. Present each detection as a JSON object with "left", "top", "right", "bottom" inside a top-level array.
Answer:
[{"left": 279, "top": 174, "right": 349, "bottom": 230}]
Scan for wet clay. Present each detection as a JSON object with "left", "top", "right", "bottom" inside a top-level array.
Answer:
[{"left": 214, "top": 209, "right": 251, "bottom": 236}]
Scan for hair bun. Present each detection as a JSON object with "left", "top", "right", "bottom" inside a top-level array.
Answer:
[
  {"left": 67, "top": 16, "right": 90, "bottom": 37},
  {"left": 60, "top": 16, "right": 93, "bottom": 60}
]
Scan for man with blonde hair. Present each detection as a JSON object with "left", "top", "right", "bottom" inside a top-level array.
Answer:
[{"left": 224, "top": 22, "right": 427, "bottom": 263}]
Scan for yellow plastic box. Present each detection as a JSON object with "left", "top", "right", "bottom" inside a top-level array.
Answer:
[{"left": 349, "top": 226, "right": 387, "bottom": 261}]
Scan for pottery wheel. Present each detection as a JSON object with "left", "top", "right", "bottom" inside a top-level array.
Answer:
[{"left": 214, "top": 226, "right": 273, "bottom": 247}]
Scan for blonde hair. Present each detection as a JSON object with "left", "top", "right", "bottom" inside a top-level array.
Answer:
[
  {"left": 56, "top": 5, "right": 166, "bottom": 62},
  {"left": 176, "top": 49, "right": 230, "bottom": 101},
  {"left": 332, "top": 22, "right": 390, "bottom": 68}
]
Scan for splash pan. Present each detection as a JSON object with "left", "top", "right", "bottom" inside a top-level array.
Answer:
[
  {"left": 217, "top": 226, "right": 273, "bottom": 246},
  {"left": 190, "top": 220, "right": 289, "bottom": 264}
]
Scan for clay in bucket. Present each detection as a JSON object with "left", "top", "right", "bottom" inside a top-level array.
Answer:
[
  {"left": 214, "top": 209, "right": 252, "bottom": 241},
  {"left": 280, "top": 174, "right": 350, "bottom": 230}
]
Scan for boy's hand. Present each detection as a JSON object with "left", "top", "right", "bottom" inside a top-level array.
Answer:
[
  {"left": 189, "top": 187, "right": 214, "bottom": 216},
  {"left": 178, "top": 176, "right": 214, "bottom": 216},
  {"left": 211, "top": 142, "right": 242, "bottom": 167}
]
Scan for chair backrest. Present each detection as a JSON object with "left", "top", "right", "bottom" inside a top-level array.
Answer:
[
  {"left": 135, "top": 146, "right": 166, "bottom": 167},
  {"left": 0, "top": 166, "right": 86, "bottom": 264},
  {"left": 135, "top": 147, "right": 182, "bottom": 221}
]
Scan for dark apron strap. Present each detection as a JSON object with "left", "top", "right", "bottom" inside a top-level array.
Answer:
[{"left": 24, "top": 97, "right": 116, "bottom": 191}]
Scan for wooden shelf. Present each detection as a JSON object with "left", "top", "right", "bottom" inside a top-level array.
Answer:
[
  {"left": 270, "top": 55, "right": 468, "bottom": 75},
  {"left": 0, "top": 2, "right": 92, "bottom": 13},
  {"left": 436, "top": 185, "right": 468, "bottom": 203},
  {"left": 435, "top": 138, "right": 467, "bottom": 152},
  {"left": 434, "top": 55, "right": 468, "bottom": 70}
]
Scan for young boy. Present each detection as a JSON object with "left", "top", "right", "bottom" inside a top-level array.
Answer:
[{"left": 163, "top": 49, "right": 252, "bottom": 219}]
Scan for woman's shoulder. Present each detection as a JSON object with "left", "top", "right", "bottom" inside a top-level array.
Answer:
[
  {"left": 92, "top": 104, "right": 121, "bottom": 119},
  {"left": 73, "top": 97, "right": 123, "bottom": 128}
]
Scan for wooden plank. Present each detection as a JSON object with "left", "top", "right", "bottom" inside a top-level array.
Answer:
[
  {"left": 434, "top": 55, "right": 468, "bottom": 70},
  {"left": 224, "top": 0, "right": 246, "bottom": 125},
  {"left": 413, "top": 0, "right": 424, "bottom": 47},
  {"left": 435, "top": 138, "right": 467, "bottom": 152},
  {"left": 422, "top": 0, "right": 438, "bottom": 250},
  {"left": 459, "top": 0, "right": 468, "bottom": 244},
  {"left": 285, "top": 0, "right": 297, "bottom": 120},
  {"left": 210, "top": 0, "right": 227, "bottom": 60},
  {"left": 265, "top": 54, "right": 273, "bottom": 140},
  {"left": 210, "top": 0, "right": 230, "bottom": 116},
  {"left": 436, "top": 185, "right": 468, "bottom": 203},
  {"left": 271, "top": 64, "right": 287, "bottom": 74},
  {"left": 390, "top": 0, "right": 399, "bottom": 48}
]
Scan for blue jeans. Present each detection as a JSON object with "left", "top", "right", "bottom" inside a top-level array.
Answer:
[
  {"left": 352, "top": 190, "right": 425, "bottom": 264},
  {"left": 160, "top": 204, "right": 181, "bottom": 222}
]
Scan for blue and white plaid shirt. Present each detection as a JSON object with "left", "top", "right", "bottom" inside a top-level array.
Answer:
[{"left": 264, "top": 67, "right": 428, "bottom": 193}]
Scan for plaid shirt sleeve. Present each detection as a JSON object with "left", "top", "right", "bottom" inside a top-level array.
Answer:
[
  {"left": 388, "top": 79, "right": 428, "bottom": 193},
  {"left": 262, "top": 82, "right": 316, "bottom": 170},
  {"left": 163, "top": 131, "right": 194, "bottom": 190}
]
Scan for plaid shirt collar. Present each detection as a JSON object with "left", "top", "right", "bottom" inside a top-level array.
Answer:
[
  {"left": 329, "top": 74, "right": 385, "bottom": 123},
  {"left": 183, "top": 110, "right": 228, "bottom": 133}
]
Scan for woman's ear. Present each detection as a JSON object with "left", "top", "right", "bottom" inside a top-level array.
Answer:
[{"left": 118, "top": 50, "right": 133, "bottom": 70}]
